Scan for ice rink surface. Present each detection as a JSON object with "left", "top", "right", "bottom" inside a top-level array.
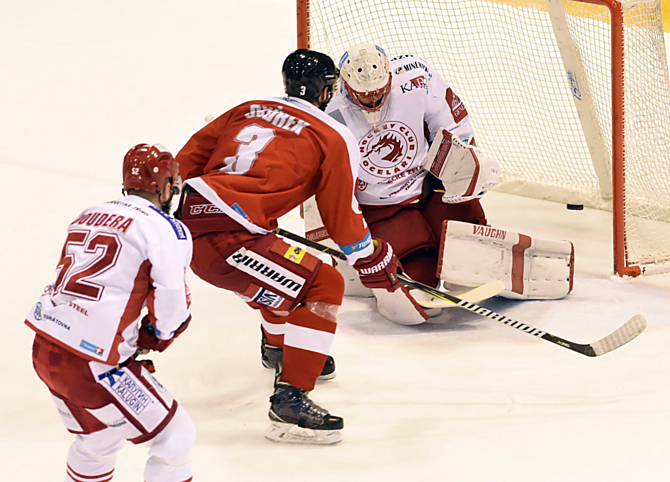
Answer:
[{"left": 2, "top": 1, "right": 670, "bottom": 481}]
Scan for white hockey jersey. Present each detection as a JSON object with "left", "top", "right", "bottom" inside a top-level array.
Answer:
[
  {"left": 326, "top": 54, "right": 475, "bottom": 206},
  {"left": 25, "top": 195, "right": 192, "bottom": 366}
]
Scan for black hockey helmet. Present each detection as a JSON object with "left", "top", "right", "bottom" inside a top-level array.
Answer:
[{"left": 282, "top": 49, "right": 339, "bottom": 110}]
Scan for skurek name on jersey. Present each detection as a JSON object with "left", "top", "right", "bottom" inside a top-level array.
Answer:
[{"left": 245, "top": 104, "right": 310, "bottom": 135}]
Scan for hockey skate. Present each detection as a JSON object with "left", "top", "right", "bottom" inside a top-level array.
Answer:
[
  {"left": 265, "top": 382, "right": 343, "bottom": 445},
  {"left": 260, "top": 327, "right": 336, "bottom": 380}
]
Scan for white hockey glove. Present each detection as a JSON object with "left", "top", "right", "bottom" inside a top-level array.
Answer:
[{"left": 423, "top": 128, "right": 499, "bottom": 203}]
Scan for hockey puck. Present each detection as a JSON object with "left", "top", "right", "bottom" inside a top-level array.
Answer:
[{"left": 566, "top": 204, "right": 584, "bottom": 211}]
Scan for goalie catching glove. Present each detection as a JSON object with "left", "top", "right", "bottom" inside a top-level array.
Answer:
[
  {"left": 353, "top": 238, "right": 402, "bottom": 292},
  {"left": 424, "top": 128, "right": 499, "bottom": 203}
]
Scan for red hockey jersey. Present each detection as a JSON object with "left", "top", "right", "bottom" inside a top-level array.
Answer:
[{"left": 177, "top": 96, "right": 374, "bottom": 264}]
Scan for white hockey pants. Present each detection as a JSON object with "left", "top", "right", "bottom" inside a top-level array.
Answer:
[{"left": 65, "top": 405, "right": 195, "bottom": 482}]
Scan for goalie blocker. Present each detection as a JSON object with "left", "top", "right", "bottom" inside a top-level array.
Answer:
[{"left": 438, "top": 221, "right": 574, "bottom": 300}]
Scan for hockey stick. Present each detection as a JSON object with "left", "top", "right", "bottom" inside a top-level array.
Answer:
[
  {"left": 274, "top": 227, "right": 501, "bottom": 307},
  {"left": 274, "top": 227, "right": 647, "bottom": 357}
]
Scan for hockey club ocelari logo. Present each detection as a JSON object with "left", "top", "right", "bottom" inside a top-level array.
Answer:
[{"left": 359, "top": 121, "right": 418, "bottom": 179}]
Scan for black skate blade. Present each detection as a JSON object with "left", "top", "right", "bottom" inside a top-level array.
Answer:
[{"left": 265, "top": 421, "right": 342, "bottom": 445}]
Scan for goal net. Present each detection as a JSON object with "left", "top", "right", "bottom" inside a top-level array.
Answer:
[{"left": 299, "top": 0, "right": 670, "bottom": 276}]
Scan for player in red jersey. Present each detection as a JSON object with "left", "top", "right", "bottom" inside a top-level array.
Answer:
[
  {"left": 26, "top": 145, "right": 195, "bottom": 482},
  {"left": 176, "top": 49, "right": 401, "bottom": 444}
]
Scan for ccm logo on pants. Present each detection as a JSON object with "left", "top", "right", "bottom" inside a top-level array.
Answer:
[{"left": 227, "top": 248, "right": 305, "bottom": 297}]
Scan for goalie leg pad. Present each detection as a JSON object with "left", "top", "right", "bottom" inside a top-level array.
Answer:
[
  {"left": 304, "top": 196, "right": 372, "bottom": 297},
  {"left": 372, "top": 286, "right": 430, "bottom": 325},
  {"left": 331, "top": 254, "right": 373, "bottom": 297},
  {"left": 438, "top": 221, "right": 574, "bottom": 300}
]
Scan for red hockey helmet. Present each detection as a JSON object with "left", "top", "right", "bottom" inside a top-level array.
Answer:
[{"left": 122, "top": 144, "right": 180, "bottom": 195}]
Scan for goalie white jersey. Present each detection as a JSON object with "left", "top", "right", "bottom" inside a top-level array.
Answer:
[
  {"left": 325, "top": 54, "right": 475, "bottom": 205},
  {"left": 25, "top": 195, "right": 192, "bottom": 366}
]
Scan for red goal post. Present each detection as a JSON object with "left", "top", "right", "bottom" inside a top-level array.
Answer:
[{"left": 297, "top": 0, "right": 670, "bottom": 277}]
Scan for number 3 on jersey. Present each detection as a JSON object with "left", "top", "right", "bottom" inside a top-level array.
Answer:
[{"left": 221, "top": 124, "right": 276, "bottom": 175}]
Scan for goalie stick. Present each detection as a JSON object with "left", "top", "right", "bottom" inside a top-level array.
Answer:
[
  {"left": 274, "top": 228, "right": 647, "bottom": 357},
  {"left": 410, "top": 281, "right": 505, "bottom": 308}
]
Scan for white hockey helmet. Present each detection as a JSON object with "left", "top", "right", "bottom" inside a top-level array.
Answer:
[{"left": 339, "top": 43, "right": 392, "bottom": 125}]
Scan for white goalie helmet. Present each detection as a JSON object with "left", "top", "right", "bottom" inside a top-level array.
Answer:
[{"left": 339, "top": 43, "right": 392, "bottom": 126}]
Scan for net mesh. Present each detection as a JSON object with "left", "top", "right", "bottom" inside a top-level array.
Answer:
[{"left": 306, "top": 0, "right": 670, "bottom": 271}]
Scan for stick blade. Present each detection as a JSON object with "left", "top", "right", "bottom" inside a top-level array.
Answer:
[
  {"left": 588, "top": 314, "right": 647, "bottom": 356},
  {"left": 457, "top": 280, "right": 505, "bottom": 303},
  {"left": 410, "top": 280, "right": 504, "bottom": 308}
]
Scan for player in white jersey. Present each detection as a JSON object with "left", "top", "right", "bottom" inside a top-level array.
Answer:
[
  {"left": 25, "top": 144, "right": 195, "bottom": 482},
  {"left": 314, "top": 44, "right": 573, "bottom": 324},
  {"left": 325, "top": 43, "right": 497, "bottom": 280}
]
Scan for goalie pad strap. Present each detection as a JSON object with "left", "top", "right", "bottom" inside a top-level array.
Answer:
[
  {"left": 465, "top": 148, "right": 482, "bottom": 197},
  {"left": 512, "top": 234, "right": 532, "bottom": 295}
]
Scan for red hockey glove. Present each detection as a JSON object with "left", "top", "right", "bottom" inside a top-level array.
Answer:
[
  {"left": 354, "top": 238, "right": 402, "bottom": 292},
  {"left": 138, "top": 358, "right": 156, "bottom": 374},
  {"left": 137, "top": 314, "right": 191, "bottom": 353}
]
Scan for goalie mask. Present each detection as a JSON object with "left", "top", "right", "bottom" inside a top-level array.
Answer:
[
  {"left": 339, "top": 43, "right": 392, "bottom": 126},
  {"left": 122, "top": 143, "right": 181, "bottom": 213}
]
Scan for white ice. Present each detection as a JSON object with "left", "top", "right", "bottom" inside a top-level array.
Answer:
[{"left": 2, "top": 1, "right": 670, "bottom": 481}]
